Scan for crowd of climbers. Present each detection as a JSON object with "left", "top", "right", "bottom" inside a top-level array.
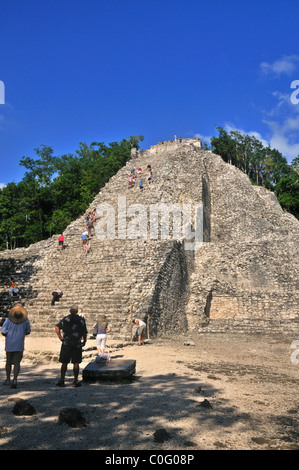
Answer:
[
  {"left": 56, "top": 209, "right": 97, "bottom": 256},
  {"left": 80, "top": 208, "right": 96, "bottom": 255},
  {"left": 1, "top": 156, "right": 150, "bottom": 389},
  {"left": 128, "top": 163, "right": 153, "bottom": 192},
  {"left": 57, "top": 160, "right": 153, "bottom": 255}
]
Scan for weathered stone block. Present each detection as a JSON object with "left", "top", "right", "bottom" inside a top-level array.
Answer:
[{"left": 82, "top": 359, "right": 136, "bottom": 381}]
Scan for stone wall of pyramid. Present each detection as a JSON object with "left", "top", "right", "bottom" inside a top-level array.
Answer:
[{"left": 0, "top": 140, "right": 298, "bottom": 337}]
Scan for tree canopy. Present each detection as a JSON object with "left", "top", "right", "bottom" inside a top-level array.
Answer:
[
  {"left": 0, "top": 129, "right": 297, "bottom": 251},
  {"left": 0, "top": 136, "right": 143, "bottom": 250}
]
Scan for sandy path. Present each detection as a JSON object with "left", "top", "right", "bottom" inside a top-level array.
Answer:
[{"left": 0, "top": 331, "right": 298, "bottom": 451}]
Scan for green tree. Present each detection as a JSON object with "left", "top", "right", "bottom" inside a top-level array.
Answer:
[
  {"left": 0, "top": 136, "right": 144, "bottom": 250},
  {"left": 291, "top": 155, "right": 299, "bottom": 173},
  {"left": 275, "top": 170, "right": 299, "bottom": 218},
  {"left": 19, "top": 145, "right": 59, "bottom": 187},
  {"left": 210, "top": 126, "right": 299, "bottom": 219},
  {"left": 210, "top": 126, "right": 237, "bottom": 165}
]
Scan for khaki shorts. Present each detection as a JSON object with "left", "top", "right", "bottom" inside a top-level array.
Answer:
[
  {"left": 137, "top": 325, "right": 146, "bottom": 336},
  {"left": 6, "top": 351, "right": 23, "bottom": 365}
]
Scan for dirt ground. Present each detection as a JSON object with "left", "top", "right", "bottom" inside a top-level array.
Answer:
[{"left": 0, "top": 330, "right": 299, "bottom": 451}]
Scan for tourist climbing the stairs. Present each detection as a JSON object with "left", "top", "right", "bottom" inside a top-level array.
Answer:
[
  {"left": 128, "top": 174, "right": 135, "bottom": 189},
  {"left": 82, "top": 239, "right": 91, "bottom": 255},
  {"left": 147, "top": 170, "right": 153, "bottom": 185},
  {"left": 9, "top": 278, "right": 20, "bottom": 298},
  {"left": 58, "top": 233, "right": 64, "bottom": 251},
  {"left": 81, "top": 230, "right": 88, "bottom": 247},
  {"left": 51, "top": 288, "right": 63, "bottom": 306},
  {"left": 91, "top": 208, "right": 97, "bottom": 222},
  {"left": 87, "top": 220, "right": 95, "bottom": 236}
]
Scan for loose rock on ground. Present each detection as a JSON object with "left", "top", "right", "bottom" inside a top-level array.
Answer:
[{"left": 0, "top": 331, "right": 298, "bottom": 450}]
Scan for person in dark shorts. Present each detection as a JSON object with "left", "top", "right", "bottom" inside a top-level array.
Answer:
[
  {"left": 55, "top": 305, "right": 87, "bottom": 387},
  {"left": 58, "top": 233, "right": 64, "bottom": 251}
]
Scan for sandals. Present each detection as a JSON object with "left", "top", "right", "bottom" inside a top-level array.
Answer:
[
  {"left": 56, "top": 379, "right": 82, "bottom": 387},
  {"left": 72, "top": 381, "right": 81, "bottom": 388}
]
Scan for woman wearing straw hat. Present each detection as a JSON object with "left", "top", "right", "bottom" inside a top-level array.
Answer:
[
  {"left": 1, "top": 305, "right": 31, "bottom": 389},
  {"left": 92, "top": 315, "right": 111, "bottom": 355}
]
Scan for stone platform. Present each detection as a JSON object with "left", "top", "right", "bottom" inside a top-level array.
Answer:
[{"left": 82, "top": 359, "right": 136, "bottom": 382}]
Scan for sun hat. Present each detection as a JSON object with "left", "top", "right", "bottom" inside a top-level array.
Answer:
[{"left": 9, "top": 306, "right": 28, "bottom": 324}]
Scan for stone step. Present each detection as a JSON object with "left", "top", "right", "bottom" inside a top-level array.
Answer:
[{"left": 1, "top": 142, "right": 297, "bottom": 339}]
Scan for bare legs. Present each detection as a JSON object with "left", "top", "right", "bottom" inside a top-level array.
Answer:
[{"left": 59, "top": 363, "right": 79, "bottom": 385}]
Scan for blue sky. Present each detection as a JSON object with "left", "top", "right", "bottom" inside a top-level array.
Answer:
[{"left": 1, "top": 0, "right": 299, "bottom": 187}]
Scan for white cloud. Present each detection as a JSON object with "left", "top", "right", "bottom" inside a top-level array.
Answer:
[
  {"left": 265, "top": 91, "right": 295, "bottom": 117},
  {"left": 260, "top": 83, "right": 299, "bottom": 161},
  {"left": 225, "top": 120, "right": 299, "bottom": 162},
  {"left": 199, "top": 119, "right": 298, "bottom": 163},
  {"left": 263, "top": 116, "right": 299, "bottom": 134},
  {"left": 260, "top": 55, "right": 299, "bottom": 77},
  {"left": 194, "top": 133, "right": 212, "bottom": 145},
  {"left": 0, "top": 183, "right": 6, "bottom": 189},
  {"left": 263, "top": 116, "right": 299, "bottom": 160},
  {"left": 269, "top": 134, "right": 299, "bottom": 159},
  {"left": 198, "top": 57, "right": 299, "bottom": 164}
]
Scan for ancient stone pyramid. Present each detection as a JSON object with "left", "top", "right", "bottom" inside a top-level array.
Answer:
[{"left": 0, "top": 139, "right": 298, "bottom": 338}]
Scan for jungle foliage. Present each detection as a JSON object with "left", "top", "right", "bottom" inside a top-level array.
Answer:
[
  {"left": 209, "top": 126, "right": 299, "bottom": 219},
  {"left": 0, "top": 136, "right": 143, "bottom": 250}
]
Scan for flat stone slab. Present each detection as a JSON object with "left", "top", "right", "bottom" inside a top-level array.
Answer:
[{"left": 83, "top": 359, "right": 136, "bottom": 382}]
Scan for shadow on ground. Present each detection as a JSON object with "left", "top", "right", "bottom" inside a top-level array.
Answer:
[{"left": 0, "top": 361, "right": 282, "bottom": 451}]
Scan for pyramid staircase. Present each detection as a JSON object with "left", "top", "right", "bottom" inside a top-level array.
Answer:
[
  {"left": 1, "top": 141, "right": 298, "bottom": 338},
  {"left": 0, "top": 142, "right": 205, "bottom": 338}
]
